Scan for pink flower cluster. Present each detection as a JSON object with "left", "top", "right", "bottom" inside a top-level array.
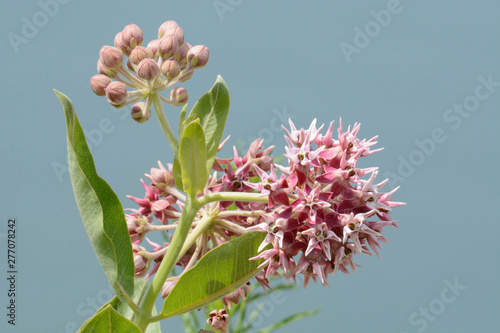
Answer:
[
  {"left": 248, "top": 119, "right": 405, "bottom": 287},
  {"left": 126, "top": 118, "right": 404, "bottom": 302}
]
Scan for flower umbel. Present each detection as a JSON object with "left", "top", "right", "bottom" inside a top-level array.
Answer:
[{"left": 90, "top": 20, "right": 209, "bottom": 122}]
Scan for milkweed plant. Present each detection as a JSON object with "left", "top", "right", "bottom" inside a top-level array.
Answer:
[{"left": 55, "top": 20, "right": 405, "bottom": 333}]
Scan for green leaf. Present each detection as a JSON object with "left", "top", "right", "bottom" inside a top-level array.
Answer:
[
  {"left": 188, "top": 75, "right": 230, "bottom": 176},
  {"left": 78, "top": 305, "right": 141, "bottom": 333},
  {"left": 178, "top": 104, "right": 188, "bottom": 136},
  {"left": 178, "top": 121, "right": 208, "bottom": 196},
  {"left": 55, "top": 90, "right": 134, "bottom": 299},
  {"left": 172, "top": 154, "right": 184, "bottom": 192},
  {"left": 161, "top": 231, "right": 267, "bottom": 318}
]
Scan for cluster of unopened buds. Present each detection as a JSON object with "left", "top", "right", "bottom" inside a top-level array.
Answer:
[
  {"left": 126, "top": 118, "right": 405, "bottom": 310},
  {"left": 89, "top": 21, "right": 209, "bottom": 123}
]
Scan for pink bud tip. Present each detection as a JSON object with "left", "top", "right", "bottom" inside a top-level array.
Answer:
[
  {"left": 122, "top": 23, "right": 144, "bottom": 49},
  {"left": 161, "top": 60, "right": 181, "bottom": 80},
  {"left": 90, "top": 75, "right": 111, "bottom": 96},
  {"left": 159, "top": 23, "right": 184, "bottom": 47},
  {"left": 114, "top": 32, "right": 129, "bottom": 55},
  {"left": 158, "top": 36, "right": 180, "bottom": 60},
  {"left": 131, "top": 102, "right": 152, "bottom": 124},
  {"left": 187, "top": 45, "right": 209, "bottom": 69},
  {"left": 105, "top": 81, "right": 127, "bottom": 105},
  {"left": 137, "top": 58, "right": 160, "bottom": 81},
  {"left": 158, "top": 20, "right": 179, "bottom": 38},
  {"left": 99, "top": 45, "right": 124, "bottom": 69},
  {"left": 147, "top": 39, "right": 160, "bottom": 59},
  {"left": 169, "top": 87, "right": 188, "bottom": 105},
  {"left": 97, "top": 59, "right": 117, "bottom": 78},
  {"left": 129, "top": 46, "right": 152, "bottom": 66}
]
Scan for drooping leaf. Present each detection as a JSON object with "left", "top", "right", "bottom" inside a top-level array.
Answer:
[
  {"left": 188, "top": 75, "right": 230, "bottom": 176},
  {"left": 162, "top": 232, "right": 267, "bottom": 318},
  {"left": 77, "top": 305, "right": 141, "bottom": 333},
  {"left": 55, "top": 90, "right": 134, "bottom": 298},
  {"left": 178, "top": 120, "right": 208, "bottom": 196}
]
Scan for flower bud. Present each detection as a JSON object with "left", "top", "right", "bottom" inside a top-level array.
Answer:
[
  {"left": 175, "top": 42, "right": 191, "bottom": 68},
  {"left": 158, "top": 20, "right": 178, "bottom": 38},
  {"left": 161, "top": 279, "right": 177, "bottom": 298},
  {"left": 126, "top": 211, "right": 151, "bottom": 242},
  {"left": 147, "top": 39, "right": 160, "bottom": 58},
  {"left": 146, "top": 161, "right": 174, "bottom": 194},
  {"left": 129, "top": 46, "right": 152, "bottom": 65},
  {"left": 99, "top": 45, "right": 124, "bottom": 69},
  {"left": 122, "top": 24, "right": 144, "bottom": 49},
  {"left": 187, "top": 45, "right": 209, "bottom": 68},
  {"left": 160, "top": 24, "right": 184, "bottom": 47},
  {"left": 169, "top": 87, "right": 188, "bottom": 105},
  {"left": 97, "top": 59, "right": 117, "bottom": 78},
  {"left": 179, "top": 70, "right": 194, "bottom": 82},
  {"left": 90, "top": 75, "right": 111, "bottom": 96},
  {"left": 132, "top": 244, "right": 149, "bottom": 278},
  {"left": 131, "top": 102, "right": 152, "bottom": 123},
  {"left": 105, "top": 81, "right": 128, "bottom": 105},
  {"left": 114, "top": 32, "right": 129, "bottom": 55},
  {"left": 137, "top": 58, "right": 160, "bottom": 81},
  {"left": 207, "top": 309, "right": 229, "bottom": 332},
  {"left": 158, "top": 35, "right": 179, "bottom": 60},
  {"left": 161, "top": 60, "right": 180, "bottom": 80}
]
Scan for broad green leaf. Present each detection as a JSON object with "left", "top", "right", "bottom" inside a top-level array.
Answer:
[
  {"left": 162, "top": 231, "right": 267, "bottom": 318},
  {"left": 85, "top": 280, "right": 162, "bottom": 332},
  {"left": 178, "top": 121, "right": 208, "bottom": 196},
  {"left": 55, "top": 90, "right": 134, "bottom": 298},
  {"left": 174, "top": 111, "right": 208, "bottom": 192},
  {"left": 188, "top": 75, "right": 230, "bottom": 176},
  {"left": 172, "top": 154, "right": 184, "bottom": 192},
  {"left": 78, "top": 305, "right": 141, "bottom": 333}
]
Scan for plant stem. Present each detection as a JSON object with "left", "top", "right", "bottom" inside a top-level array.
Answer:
[
  {"left": 198, "top": 192, "right": 268, "bottom": 207},
  {"left": 151, "top": 92, "right": 178, "bottom": 153},
  {"left": 134, "top": 195, "right": 201, "bottom": 331},
  {"left": 133, "top": 192, "right": 268, "bottom": 330}
]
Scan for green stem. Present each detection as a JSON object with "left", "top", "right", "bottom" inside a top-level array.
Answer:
[
  {"left": 133, "top": 195, "right": 201, "bottom": 331},
  {"left": 133, "top": 192, "right": 268, "bottom": 330},
  {"left": 198, "top": 191, "right": 269, "bottom": 207},
  {"left": 151, "top": 92, "right": 178, "bottom": 152},
  {"left": 177, "top": 214, "right": 215, "bottom": 262}
]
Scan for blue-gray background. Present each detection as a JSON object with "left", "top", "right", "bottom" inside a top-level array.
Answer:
[{"left": 1, "top": 1, "right": 499, "bottom": 332}]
